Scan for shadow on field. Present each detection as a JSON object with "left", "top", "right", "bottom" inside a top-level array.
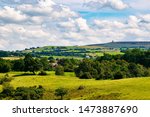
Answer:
[
  {"left": 13, "top": 73, "right": 35, "bottom": 77},
  {"left": 90, "top": 93, "right": 122, "bottom": 100}
]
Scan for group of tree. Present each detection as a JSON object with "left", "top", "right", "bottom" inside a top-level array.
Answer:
[
  {"left": 75, "top": 49, "right": 150, "bottom": 80},
  {"left": 0, "top": 84, "right": 45, "bottom": 100},
  {"left": 57, "top": 58, "right": 79, "bottom": 72},
  {"left": 0, "top": 49, "right": 149, "bottom": 80},
  {"left": 0, "top": 54, "right": 52, "bottom": 74},
  {"left": 96, "top": 49, "right": 150, "bottom": 68},
  {"left": 75, "top": 59, "right": 150, "bottom": 80},
  {"left": 0, "top": 58, "right": 11, "bottom": 73},
  {"left": 122, "top": 49, "right": 150, "bottom": 68}
]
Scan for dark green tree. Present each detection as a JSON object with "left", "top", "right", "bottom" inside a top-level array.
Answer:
[
  {"left": 24, "top": 54, "right": 42, "bottom": 74},
  {"left": 40, "top": 57, "right": 50, "bottom": 71},
  {"left": 0, "top": 60, "right": 11, "bottom": 73},
  {"left": 55, "top": 87, "right": 68, "bottom": 100},
  {"left": 12, "top": 59, "right": 25, "bottom": 71},
  {"left": 55, "top": 65, "right": 64, "bottom": 75}
]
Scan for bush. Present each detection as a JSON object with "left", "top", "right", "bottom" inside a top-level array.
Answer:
[
  {"left": 80, "top": 72, "right": 92, "bottom": 79},
  {"left": 55, "top": 87, "right": 68, "bottom": 100},
  {"left": 55, "top": 66, "right": 64, "bottom": 76},
  {"left": 0, "top": 62, "right": 11, "bottom": 73},
  {"left": 38, "top": 71, "right": 47, "bottom": 75},
  {"left": 0, "top": 83, "right": 14, "bottom": 98},
  {"left": 0, "top": 85, "right": 45, "bottom": 100},
  {"left": 0, "top": 74, "right": 13, "bottom": 84},
  {"left": 14, "top": 85, "right": 45, "bottom": 100},
  {"left": 78, "top": 85, "right": 85, "bottom": 90},
  {"left": 114, "top": 71, "right": 125, "bottom": 79}
]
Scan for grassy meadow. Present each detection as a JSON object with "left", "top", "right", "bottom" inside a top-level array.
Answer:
[{"left": 0, "top": 71, "right": 150, "bottom": 100}]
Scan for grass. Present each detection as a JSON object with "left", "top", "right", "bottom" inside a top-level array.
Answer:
[
  {"left": 0, "top": 71, "right": 150, "bottom": 100},
  {"left": 2, "top": 57, "right": 23, "bottom": 60},
  {"left": 105, "top": 51, "right": 124, "bottom": 55}
]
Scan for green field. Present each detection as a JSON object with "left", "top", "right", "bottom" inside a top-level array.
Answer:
[{"left": 0, "top": 72, "right": 150, "bottom": 100}]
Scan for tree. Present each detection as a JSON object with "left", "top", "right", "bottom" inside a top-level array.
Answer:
[
  {"left": 114, "top": 71, "right": 125, "bottom": 79},
  {"left": 57, "top": 58, "right": 79, "bottom": 72},
  {"left": 14, "top": 86, "right": 45, "bottom": 100},
  {"left": 55, "top": 65, "right": 64, "bottom": 75},
  {"left": 12, "top": 59, "right": 25, "bottom": 71},
  {"left": 55, "top": 87, "right": 68, "bottom": 100},
  {"left": 48, "top": 56, "right": 55, "bottom": 63},
  {"left": 0, "top": 60, "right": 11, "bottom": 73},
  {"left": 24, "top": 54, "right": 42, "bottom": 74},
  {"left": 40, "top": 57, "right": 50, "bottom": 71},
  {"left": 128, "top": 63, "right": 145, "bottom": 77},
  {"left": 1, "top": 83, "right": 14, "bottom": 98},
  {"left": 80, "top": 72, "right": 92, "bottom": 79}
]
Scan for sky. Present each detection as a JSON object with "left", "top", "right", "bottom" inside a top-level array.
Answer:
[{"left": 0, "top": 0, "right": 150, "bottom": 50}]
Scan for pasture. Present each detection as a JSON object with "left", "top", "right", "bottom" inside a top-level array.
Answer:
[{"left": 0, "top": 71, "right": 150, "bottom": 100}]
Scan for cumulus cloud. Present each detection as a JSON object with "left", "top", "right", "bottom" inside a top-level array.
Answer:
[
  {"left": 93, "top": 15, "right": 150, "bottom": 41},
  {"left": 0, "top": 0, "right": 149, "bottom": 50},
  {"left": 84, "top": 0, "right": 128, "bottom": 10},
  {"left": 0, "top": 6, "right": 28, "bottom": 23}
]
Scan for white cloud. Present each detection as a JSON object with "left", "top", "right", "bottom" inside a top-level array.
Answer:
[
  {"left": 0, "top": 0, "right": 149, "bottom": 50},
  {"left": 139, "top": 14, "right": 150, "bottom": 23},
  {"left": 84, "top": 0, "right": 128, "bottom": 10},
  {"left": 129, "top": 0, "right": 150, "bottom": 10},
  {"left": 93, "top": 15, "right": 150, "bottom": 42},
  {"left": 0, "top": 6, "right": 28, "bottom": 23}
]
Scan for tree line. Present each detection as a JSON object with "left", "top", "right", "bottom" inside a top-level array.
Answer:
[
  {"left": 0, "top": 49, "right": 150, "bottom": 80},
  {"left": 75, "top": 49, "right": 150, "bottom": 79},
  {"left": 0, "top": 54, "right": 79, "bottom": 75}
]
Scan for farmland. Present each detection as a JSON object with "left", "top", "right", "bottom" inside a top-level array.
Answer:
[
  {"left": 0, "top": 45, "right": 122, "bottom": 59},
  {"left": 0, "top": 71, "right": 150, "bottom": 100},
  {"left": 0, "top": 45, "right": 149, "bottom": 100}
]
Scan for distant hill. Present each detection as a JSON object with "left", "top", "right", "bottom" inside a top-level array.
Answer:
[{"left": 88, "top": 41, "right": 150, "bottom": 49}]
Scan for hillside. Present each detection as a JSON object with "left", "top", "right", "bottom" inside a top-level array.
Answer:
[
  {"left": 1, "top": 72, "right": 150, "bottom": 100},
  {"left": 1, "top": 41, "right": 149, "bottom": 59},
  {"left": 88, "top": 41, "right": 150, "bottom": 49},
  {"left": 16, "top": 45, "right": 121, "bottom": 59}
]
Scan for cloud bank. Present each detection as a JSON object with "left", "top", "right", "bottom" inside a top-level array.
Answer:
[
  {"left": 0, "top": 0, "right": 149, "bottom": 50},
  {"left": 84, "top": 0, "right": 128, "bottom": 10}
]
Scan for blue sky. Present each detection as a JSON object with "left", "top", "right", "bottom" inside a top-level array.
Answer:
[
  {"left": 0, "top": 0, "right": 150, "bottom": 50},
  {"left": 55, "top": 0, "right": 150, "bottom": 20}
]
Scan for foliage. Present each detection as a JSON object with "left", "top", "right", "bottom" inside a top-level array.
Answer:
[
  {"left": 0, "top": 84, "right": 45, "bottom": 100},
  {"left": 55, "top": 65, "right": 64, "bottom": 76},
  {"left": 40, "top": 57, "right": 51, "bottom": 71},
  {"left": 122, "top": 49, "right": 150, "bottom": 68},
  {"left": 12, "top": 59, "right": 25, "bottom": 71},
  {"left": 55, "top": 87, "right": 68, "bottom": 100},
  {"left": 14, "top": 85, "right": 45, "bottom": 100},
  {"left": 0, "top": 74, "right": 13, "bottom": 84},
  {"left": 0, "top": 83, "right": 14, "bottom": 98},
  {"left": 24, "top": 54, "right": 42, "bottom": 74},
  {"left": 0, "top": 59, "right": 11, "bottom": 73},
  {"left": 38, "top": 71, "right": 47, "bottom": 76},
  {"left": 57, "top": 58, "right": 79, "bottom": 72},
  {"left": 75, "top": 58, "right": 149, "bottom": 80}
]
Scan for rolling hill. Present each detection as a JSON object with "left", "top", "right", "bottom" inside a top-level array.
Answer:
[{"left": 88, "top": 41, "right": 150, "bottom": 49}]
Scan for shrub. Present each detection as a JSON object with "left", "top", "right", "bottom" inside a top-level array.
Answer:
[
  {"left": 55, "top": 87, "right": 68, "bottom": 100},
  {"left": 80, "top": 72, "right": 92, "bottom": 79},
  {"left": 55, "top": 66, "right": 64, "bottom": 76},
  {"left": 114, "top": 71, "right": 125, "bottom": 79},
  {"left": 38, "top": 71, "right": 47, "bottom": 75},
  {"left": 78, "top": 85, "right": 85, "bottom": 90},
  {"left": 14, "top": 85, "right": 45, "bottom": 100},
  {"left": 0, "top": 74, "right": 13, "bottom": 85},
  {"left": 0, "top": 62, "right": 11, "bottom": 73},
  {"left": 1, "top": 83, "right": 14, "bottom": 98}
]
